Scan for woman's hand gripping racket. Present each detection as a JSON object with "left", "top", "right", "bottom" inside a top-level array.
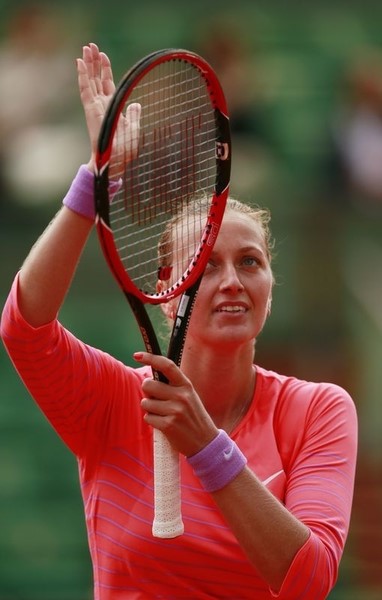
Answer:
[{"left": 94, "top": 49, "right": 231, "bottom": 538}]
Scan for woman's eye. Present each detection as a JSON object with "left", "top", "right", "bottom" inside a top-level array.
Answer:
[
  {"left": 205, "top": 260, "right": 216, "bottom": 273},
  {"left": 242, "top": 256, "right": 260, "bottom": 267}
]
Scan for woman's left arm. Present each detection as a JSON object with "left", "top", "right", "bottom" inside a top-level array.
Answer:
[
  {"left": 213, "top": 386, "right": 357, "bottom": 597},
  {"left": 211, "top": 466, "right": 310, "bottom": 593}
]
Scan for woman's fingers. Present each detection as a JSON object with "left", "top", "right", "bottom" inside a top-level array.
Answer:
[
  {"left": 99, "top": 51, "right": 115, "bottom": 96},
  {"left": 89, "top": 43, "right": 102, "bottom": 94},
  {"left": 76, "top": 57, "right": 92, "bottom": 104},
  {"left": 134, "top": 352, "right": 218, "bottom": 456},
  {"left": 82, "top": 45, "right": 96, "bottom": 95},
  {"left": 133, "top": 351, "right": 186, "bottom": 386},
  {"left": 124, "top": 103, "right": 141, "bottom": 160},
  {"left": 80, "top": 43, "right": 115, "bottom": 98}
]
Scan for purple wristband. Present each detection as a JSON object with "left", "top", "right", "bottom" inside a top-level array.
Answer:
[
  {"left": 187, "top": 429, "right": 247, "bottom": 492},
  {"left": 62, "top": 164, "right": 121, "bottom": 221}
]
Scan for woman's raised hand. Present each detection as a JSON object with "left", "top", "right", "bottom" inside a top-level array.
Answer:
[{"left": 77, "top": 43, "right": 140, "bottom": 177}]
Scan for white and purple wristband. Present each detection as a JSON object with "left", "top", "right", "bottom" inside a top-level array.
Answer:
[
  {"left": 62, "top": 164, "right": 121, "bottom": 221},
  {"left": 187, "top": 429, "right": 247, "bottom": 493}
]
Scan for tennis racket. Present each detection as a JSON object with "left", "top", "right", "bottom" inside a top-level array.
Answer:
[{"left": 94, "top": 49, "right": 231, "bottom": 538}]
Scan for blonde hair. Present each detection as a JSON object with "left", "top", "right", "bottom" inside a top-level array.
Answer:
[
  {"left": 158, "top": 195, "right": 274, "bottom": 269},
  {"left": 224, "top": 197, "right": 274, "bottom": 261}
]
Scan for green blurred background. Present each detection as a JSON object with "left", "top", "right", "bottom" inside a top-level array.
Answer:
[{"left": 0, "top": 0, "right": 381, "bottom": 598}]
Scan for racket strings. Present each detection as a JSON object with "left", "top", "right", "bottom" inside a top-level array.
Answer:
[{"left": 108, "top": 59, "right": 217, "bottom": 295}]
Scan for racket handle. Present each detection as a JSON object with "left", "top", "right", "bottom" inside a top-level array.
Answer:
[{"left": 152, "top": 429, "right": 184, "bottom": 538}]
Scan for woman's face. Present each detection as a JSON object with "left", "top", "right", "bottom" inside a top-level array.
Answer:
[{"left": 180, "top": 209, "right": 274, "bottom": 351}]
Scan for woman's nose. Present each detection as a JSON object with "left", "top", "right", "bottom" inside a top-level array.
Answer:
[{"left": 219, "top": 263, "right": 244, "bottom": 292}]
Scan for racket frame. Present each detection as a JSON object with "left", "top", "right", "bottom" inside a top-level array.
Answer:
[
  {"left": 95, "top": 49, "right": 230, "bottom": 303},
  {"left": 94, "top": 48, "right": 231, "bottom": 538}
]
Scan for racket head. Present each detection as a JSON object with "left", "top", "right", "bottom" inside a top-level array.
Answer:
[{"left": 94, "top": 48, "right": 231, "bottom": 305}]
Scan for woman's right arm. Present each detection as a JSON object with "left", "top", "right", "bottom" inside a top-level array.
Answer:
[
  {"left": 18, "top": 43, "right": 141, "bottom": 327},
  {"left": 18, "top": 204, "right": 93, "bottom": 327},
  {"left": 18, "top": 43, "right": 121, "bottom": 327}
]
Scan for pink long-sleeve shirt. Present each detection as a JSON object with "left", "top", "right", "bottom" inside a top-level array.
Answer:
[{"left": 1, "top": 274, "right": 358, "bottom": 599}]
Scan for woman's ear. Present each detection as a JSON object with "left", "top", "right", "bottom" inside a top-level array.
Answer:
[{"left": 267, "top": 296, "right": 272, "bottom": 316}]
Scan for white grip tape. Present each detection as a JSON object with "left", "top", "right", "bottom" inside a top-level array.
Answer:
[{"left": 152, "top": 429, "right": 184, "bottom": 538}]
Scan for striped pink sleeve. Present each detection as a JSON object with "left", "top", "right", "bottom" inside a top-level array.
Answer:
[
  {"left": 0, "top": 273, "right": 141, "bottom": 458},
  {"left": 270, "top": 533, "right": 331, "bottom": 598},
  {"left": 272, "top": 381, "right": 358, "bottom": 598}
]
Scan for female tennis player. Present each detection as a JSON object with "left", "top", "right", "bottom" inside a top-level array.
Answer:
[{"left": 1, "top": 43, "right": 357, "bottom": 599}]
